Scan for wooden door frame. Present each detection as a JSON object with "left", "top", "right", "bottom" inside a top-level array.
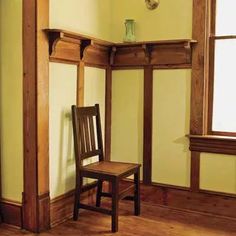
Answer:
[{"left": 23, "top": 0, "right": 50, "bottom": 232}]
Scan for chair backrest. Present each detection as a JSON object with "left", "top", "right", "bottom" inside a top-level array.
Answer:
[{"left": 71, "top": 104, "right": 104, "bottom": 168}]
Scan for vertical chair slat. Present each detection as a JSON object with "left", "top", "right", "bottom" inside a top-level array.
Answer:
[
  {"left": 89, "top": 116, "right": 96, "bottom": 151},
  {"left": 83, "top": 116, "right": 91, "bottom": 152},
  {"left": 79, "top": 117, "right": 86, "bottom": 154}
]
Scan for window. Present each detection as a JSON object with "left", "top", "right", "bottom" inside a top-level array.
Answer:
[{"left": 209, "top": 0, "right": 236, "bottom": 135}]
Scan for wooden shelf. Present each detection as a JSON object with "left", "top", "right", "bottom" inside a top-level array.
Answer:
[{"left": 46, "top": 29, "right": 196, "bottom": 68}]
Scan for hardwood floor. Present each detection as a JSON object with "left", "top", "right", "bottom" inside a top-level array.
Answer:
[{"left": 1, "top": 200, "right": 236, "bottom": 235}]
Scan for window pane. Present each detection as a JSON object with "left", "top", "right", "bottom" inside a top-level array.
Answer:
[
  {"left": 216, "top": 0, "right": 236, "bottom": 35},
  {"left": 212, "top": 39, "right": 236, "bottom": 132}
]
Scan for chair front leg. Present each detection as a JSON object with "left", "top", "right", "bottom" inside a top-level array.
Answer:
[
  {"left": 111, "top": 178, "right": 119, "bottom": 232},
  {"left": 134, "top": 169, "right": 140, "bottom": 216},
  {"left": 96, "top": 180, "right": 103, "bottom": 207},
  {"left": 73, "top": 176, "right": 82, "bottom": 221}
]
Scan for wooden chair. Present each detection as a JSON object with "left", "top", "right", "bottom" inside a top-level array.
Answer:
[{"left": 71, "top": 104, "right": 141, "bottom": 232}]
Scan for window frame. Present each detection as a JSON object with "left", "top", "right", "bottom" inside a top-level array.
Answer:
[
  {"left": 208, "top": 0, "right": 236, "bottom": 136},
  {"left": 189, "top": 0, "right": 236, "bottom": 155}
]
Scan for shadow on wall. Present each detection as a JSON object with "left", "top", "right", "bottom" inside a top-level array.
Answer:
[
  {"left": 55, "top": 109, "right": 75, "bottom": 195},
  {"left": 173, "top": 135, "right": 190, "bottom": 184}
]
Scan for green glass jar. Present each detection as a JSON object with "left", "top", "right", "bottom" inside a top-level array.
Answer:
[{"left": 123, "top": 19, "right": 136, "bottom": 42}]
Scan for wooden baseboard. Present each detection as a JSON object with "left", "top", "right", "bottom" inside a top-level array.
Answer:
[
  {"left": 50, "top": 181, "right": 236, "bottom": 228},
  {"left": 38, "top": 192, "right": 50, "bottom": 231},
  {"left": 50, "top": 188, "right": 96, "bottom": 227},
  {"left": 140, "top": 184, "right": 236, "bottom": 219},
  {"left": 1, "top": 199, "right": 22, "bottom": 227}
]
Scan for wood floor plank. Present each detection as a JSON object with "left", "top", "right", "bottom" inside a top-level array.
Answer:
[{"left": 1, "top": 200, "right": 236, "bottom": 235}]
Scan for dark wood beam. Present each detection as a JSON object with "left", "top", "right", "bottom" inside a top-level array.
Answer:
[
  {"left": 143, "top": 66, "right": 153, "bottom": 184},
  {"left": 190, "top": 151, "right": 200, "bottom": 192}
]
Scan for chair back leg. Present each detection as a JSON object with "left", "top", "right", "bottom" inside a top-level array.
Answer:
[
  {"left": 111, "top": 178, "right": 119, "bottom": 232},
  {"left": 73, "top": 176, "right": 82, "bottom": 220},
  {"left": 134, "top": 169, "right": 141, "bottom": 216}
]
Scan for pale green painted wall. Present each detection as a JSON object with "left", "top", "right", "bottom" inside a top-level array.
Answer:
[
  {"left": 49, "top": 0, "right": 110, "bottom": 198},
  {"left": 49, "top": 63, "right": 77, "bottom": 198},
  {"left": 84, "top": 67, "right": 106, "bottom": 135},
  {"left": 49, "top": 64, "right": 106, "bottom": 198},
  {"left": 200, "top": 153, "right": 236, "bottom": 194},
  {"left": 50, "top": 0, "right": 112, "bottom": 41},
  {"left": 152, "top": 70, "right": 191, "bottom": 187},
  {"left": 111, "top": 0, "right": 193, "bottom": 42},
  {"left": 111, "top": 70, "right": 143, "bottom": 179},
  {"left": 0, "top": 0, "right": 23, "bottom": 202}
]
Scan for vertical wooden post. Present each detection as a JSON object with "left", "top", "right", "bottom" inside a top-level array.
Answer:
[
  {"left": 143, "top": 66, "right": 153, "bottom": 184},
  {"left": 23, "top": 0, "right": 50, "bottom": 232},
  {"left": 77, "top": 61, "right": 85, "bottom": 106},
  {"left": 190, "top": 0, "right": 210, "bottom": 192},
  {"left": 190, "top": 151, "right": 200, "bottom": 192},
  {"left": 105, "top": 66, "right": 112, "bottom": 160},
  {"left": 191, "top": 0, "right": 210, "bottom": 135}
]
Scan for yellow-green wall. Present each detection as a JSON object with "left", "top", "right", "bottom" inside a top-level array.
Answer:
[
  {"left": 200, "top": 153, "right": 236, "bottom": 194},
  {"left": 111, "top": 70, "right": 144, "bottom": 179},
  {"left": 111, "top": 0, "right": 193, "bottom": 42},
  {"left": 49, "top": 63, "right": 106, "bottom": 198},
  {"left": 50, "top": 0, "right": 112, "bottom": 41},
  {"left": 152, "top": 70, "right": 191, "bottom": 187},
  {"left": 0, "top": 0, "right": 23, "bottom": 202},
  {"left": 84, "top": 67, "right": 106, "bottom": 136},
  {"left": 49, "top": 63, "right": 77, "bottom": 198},
  {"left": 49, "top": 1, "right": 109, "bottom": 198}
]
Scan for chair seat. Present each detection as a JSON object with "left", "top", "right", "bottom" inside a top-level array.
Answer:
[{"left": 81, "top": 161, "right": 140, "bottom": 177}]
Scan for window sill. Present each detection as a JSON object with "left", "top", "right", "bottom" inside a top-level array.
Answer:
[{"left": 188, "top": 134, "right": 236, "bottom": 155}]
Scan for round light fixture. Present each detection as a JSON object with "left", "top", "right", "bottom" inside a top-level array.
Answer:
[{"left": 145, "top": 0, "right": 160, "bottom": 10}]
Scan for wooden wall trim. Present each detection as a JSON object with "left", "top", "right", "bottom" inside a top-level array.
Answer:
[
  {"left": 105, "top": 67, "right": 112, "bottom": 161},
  {"left": 77, "top": 62, "right": 85, "bottom": 106},
  {"left": 111, "top": 40, "right": 195, "bottom": 67},
  {"left": 23, "top": 0, "right": 38, "bottom": 231},
  {"left": 190, "top": 151, "right": 200, "bottom": 192},
  {"left": 143, "top": 66, "right": 153, "bottom": 184},
  {"left": 1, "top": 200, "right": 22, "bottom": 228},
  {"left": 46, "top": 29, "right": 195, "bottom": 68},
  {"left": 50, "top": 189, "right": 96, "bottom": 228},
  {"left": 190, "top": 0, "right": 210, "bottom": 134},
  {"left": 189, "top": 135, "right": 236, "bottom": 155},
  {"left": 23, "top": 0, "right": 50, "bottom": 232},
  {"left": 140, "top": 184, "right": 236, "bottom": 219},
  {"left": 36, "top": 0, "right": 50, "bottom": 231},
  {"left": 50, "top": 183, "right": 236, "bottom": 228}
]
